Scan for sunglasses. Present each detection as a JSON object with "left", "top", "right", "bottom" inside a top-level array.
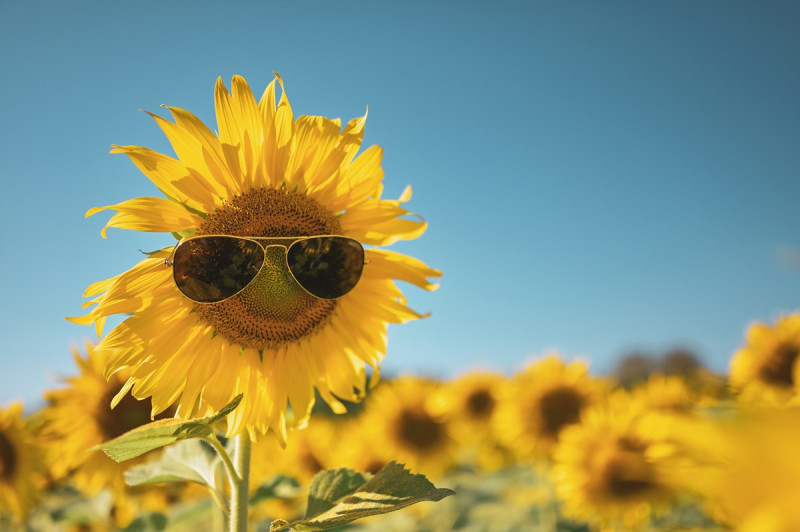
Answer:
[{"left": 164, "top": 235, "right": 365, "bottom": 304}]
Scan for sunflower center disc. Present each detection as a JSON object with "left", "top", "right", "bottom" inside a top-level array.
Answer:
[
  {"left": 196, "top": 188, "right": 342, "bottom": 350},
  {"left": 98, "top": 384, "right": 174, "bottom": 440},
  {"left": 466, "top": 388, "right": 495, "bottom": 419},
  {"left": 301, "top": 449, "right": 325, "bottom": 476},
  {"left": 398, "top": 409, "right": 444, "bottom": 450},
  {"left": 759, "top": 342, "right": 799, "bottom": 386},
  {"left": 0, "top": 430, "right": 16, "bottom": 481},
  {"left": 538, "top": 387, "right": 584, "bottom": 438},
  {"left": 605, "top": 437, "right": 656, "bottom": 498}
]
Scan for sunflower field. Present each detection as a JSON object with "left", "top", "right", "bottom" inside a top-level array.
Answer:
[
  {"left": 1, "top": 73, "right": 798, "bottom": 532},
  {"left": 3, "top": 314, "right": 800, "bottom": 531}
]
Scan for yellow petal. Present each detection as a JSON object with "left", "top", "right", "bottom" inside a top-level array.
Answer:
[
  {"left": 86, "top": 197, "right": 203, "bottom": 238},
  {"left": 110, "top": 145, "right": 211, "bottom": 211},
  {"left": 363, "top": 249, "right": 442, "bottom": 291},
  {"left": 351, "top": 216, "right": 428, "bottom": 246},
  {"left": 163, "top": 105, "right": 239, "bottom": 199},
  {"left": 264, "top": 75, "right": 294, "bottom": 187},
  {"left": 286, "top": 115, "right": 343, "bottom": 191}
]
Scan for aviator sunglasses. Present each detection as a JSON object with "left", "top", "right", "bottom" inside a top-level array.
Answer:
[{"left": 164, "top": 235, "right": 365, "bottom": 304}]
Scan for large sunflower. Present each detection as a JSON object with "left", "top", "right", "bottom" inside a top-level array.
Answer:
[
  {"left": 730, "top": 314, "right": 800, "bottom": 397},
  {"left": 70, "top": 75, "right": 441, "bottom": 441},
  {"left": 494, "top": 354, "right": 607, "bottom": 462},
  {"left": 0, "top": 403, "right": 42, "bottom": 520}
]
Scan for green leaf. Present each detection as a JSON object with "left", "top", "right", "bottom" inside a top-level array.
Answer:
[
  {"left": 124, "top": 439, "right": 221, "bottom": 490},
  {"left": 305, "top": 469, "right": 369, "bottom": 518},
  {"left": 91, "top": 394, "right": 242, "bottom": 462},
  {"left": 48, "top": 488, "right": 114, "bottom": 524},
  {"left": 121, "top": 513, "right": 168, "bottom": 532},
  {"left": 161, "top": 499, "right": 222, "bottom": 532},
  {"left": 250, "top": 475, "right": 302, "bottom": 506},
  {"left": 269, "top": 462, "right": 455, "bottom": 532}
]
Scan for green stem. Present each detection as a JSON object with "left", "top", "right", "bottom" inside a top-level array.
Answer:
[
  {"left": 229, "top": 434, "right": 252, "bottom": 532},
  {"left": 205, "top": 435, "right": 239, "bottom": 485}
]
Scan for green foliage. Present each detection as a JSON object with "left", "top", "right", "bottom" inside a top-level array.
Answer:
[
  {"left": 121, "top": 512, "right": 168, "bottom": 532},
  {"left": 269, "top": 462, "right": 455, "bottom": 532},
  {"left": 45, "top": 488, "right": 114, "bottom": 527},
  {"left": 250, "top": 475, "right": 303, "bottom": 506},
  {"left": 91, "top": 395, "right": 242, "bottom": 462},
  {"left": 124, "top": 439, "right": 224, "bottom": 499}
]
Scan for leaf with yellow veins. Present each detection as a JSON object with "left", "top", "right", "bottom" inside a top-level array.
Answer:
[
  {"left": 269, "top": 462, "right": 455, "bottom": 531},
  {"left": 91, "top": 394, "right": 242, "bottom": 462}
]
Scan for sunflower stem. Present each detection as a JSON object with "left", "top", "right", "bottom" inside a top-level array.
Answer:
[{"left": 229, "top": 434, "right": 252, "bottom": 532}]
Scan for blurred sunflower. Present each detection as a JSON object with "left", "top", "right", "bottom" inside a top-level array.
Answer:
[
  {"left": 432, "top": 371, "right": 510, "bottom": 471},
  {"left": 251, "top": 416, "right": 336, "bottom": 486},
  {"left": 670, "top": 407, "right": 800, "bottom": 530},
  {"left": 631, "top": 373, "right": 708, "bottom": 417},
  {"left": 494, "top": 354, "right": 607, "bottom": 461},
  {"left": 0, "top": 402, "right": 42, "bottom": 520},
  {"left": 730, "top": 314, "right": 800, "bottom": 396},
  {"left": 551, "top": 393, "right": 680, "bottom": 531},
  {"left": 331, "top": 417, "right": 387, "bottom": 475},
  {"left": 40, "top": 343, "right": 178, "bottom": 526},
  {"left": 249, "top": 417, "right": 338, "bottom": 523},
  {"left": 359, "top": 377, "right": 456, "bottom": 477},
  {"left": 70, "top": 74, "right": 440, "bottom": 442},
  {"left": 41, "top": 342, "right": 176, "bottom": 491}
]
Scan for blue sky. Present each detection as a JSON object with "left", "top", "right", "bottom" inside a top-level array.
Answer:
[{"left": 1, "top": 1, "right": 798, "bottom": 406}]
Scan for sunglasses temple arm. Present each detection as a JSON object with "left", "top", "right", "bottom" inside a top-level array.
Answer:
[{"left": 164, "top": 246, "right": 178, "bottom": 267}]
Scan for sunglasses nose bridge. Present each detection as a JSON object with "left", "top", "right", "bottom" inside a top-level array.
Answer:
[
  {"left": 261, "top": 243, "right": 291, "bottom": 265},
  {"left": 257, "top": 244, "right": 294, "bottom": 278}
]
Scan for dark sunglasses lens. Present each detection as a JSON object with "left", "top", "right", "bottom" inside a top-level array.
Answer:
[
  {"left": 287, "top": 237, "right": 364, "bottom": 299},
  {"left": 173, "top": 237, "right": 264, "bottom": 303}
]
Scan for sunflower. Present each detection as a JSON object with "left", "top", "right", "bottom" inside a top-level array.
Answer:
[
  {"left": 494, "top": 354, "right": 607, "bottom": 462},
  {"left": 551, "top": 393, "right": 681, "bottom": 531},
  {"left": 358, "top": 377, "right": 456, "bottom": 477},
  {"left": 69, "top": 75, "right": 440, "bottom": 441},
  {"left": 0, "top": 402, "right": 42, "bottom": 520},
  {"left": 38, "top": 343, "right": 185, "bottom": 528},
  {"left": 630, "top": 373, "right": 716, "bottom": 418},
  {"left": 326, "top": 417, "right": 387, "bottom": 476},
  {"left": 41, "top": 342, "right": 177, "bottom": 493},
  {"left": 431, "top": 371, "right": 510, "bottom": 471},
  {"left": 669, "top": 407, "right": 800, "bottom": 530},
  {"left": 251, "top": 415, "right": 337, "bottom": 486},
  {"left": 730, "top": 314, "right": 800, "bottom": 397},
  {"left": 248, "top": 417, "right": 339, "bottom": 524}
]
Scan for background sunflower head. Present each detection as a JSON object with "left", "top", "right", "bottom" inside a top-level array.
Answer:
[
  {"left": 358, "top": 377, "right": 457, "bottom": 478},
  {"left": 494, "top": 354, "right": 609, "bottom": 462},
  {"left": 730, "top": 314, "right": 800, "bottom": 399},
  {"left": 38, "top": 342, "right": 183, "bottom": 529},
  {"left": 431, "top": 371, "right": 511, "bottom": 471},
  {"left": 551, "top": 394, "right": 681, "bottom": 531},
  {"left": 0, "top": 402, "right": 43, "bottom": 521}
]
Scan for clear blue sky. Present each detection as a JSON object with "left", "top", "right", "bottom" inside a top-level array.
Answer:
[{"left": 1, "top": 1, "right": 798, "bottom": 407}]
